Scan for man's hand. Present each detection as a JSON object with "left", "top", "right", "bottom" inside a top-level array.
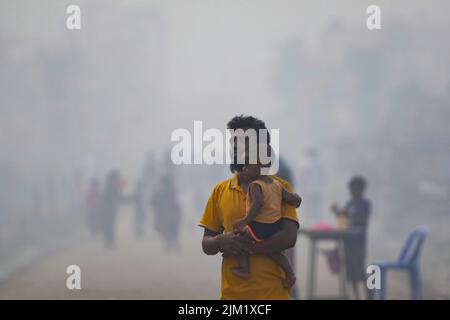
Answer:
[
  {"left": 218, "top": 231, "right": 253, "bottom": 256},
  {"left": 232, "top": 218, "right": 248, "bottom": 232}
]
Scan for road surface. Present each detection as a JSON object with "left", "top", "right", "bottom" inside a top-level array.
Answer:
[{"left": 0, "top": 210, "right": 410, "bottom": 299}]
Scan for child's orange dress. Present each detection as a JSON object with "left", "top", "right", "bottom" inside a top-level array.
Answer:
[{"left": 245, "top": 179, "right": 284, "bottom": 241}]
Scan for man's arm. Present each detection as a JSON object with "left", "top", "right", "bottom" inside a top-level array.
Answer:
[
  {"left": 249, "top": 218, "right": 298, "bottom": 254},
  {"left": 202, "top": 228, "right": 252, "bottom": 256},
  {"left": 202, "top": 228, "right": 221, "bottom": 255}
]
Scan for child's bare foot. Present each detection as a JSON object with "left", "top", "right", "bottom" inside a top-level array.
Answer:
[
  {"left": 230, "top": 267, "right": 250, "bottom": 279},
  {"left": 284, "top": 274, "right": 296, "bottom": 288}
]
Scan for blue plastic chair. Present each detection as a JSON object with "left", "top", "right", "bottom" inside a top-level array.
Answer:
[{"left": 370, "top": 226, "right": 428, "bottom": 300}]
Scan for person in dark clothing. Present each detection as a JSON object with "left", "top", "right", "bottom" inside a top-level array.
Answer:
[
  {"left": 101, "top": 169, "right": 124, "bottom": 249},
  {"left": 151, "top": 170, "right": 181, "bottom": 251},
  {"left": 331, "top": 176, "right": 371, "bottom": 299},
  {"left": 84, "top": 177, "right": 101, "bottom": 236},
  {"left": 132, "top": 179, "right": 147, "bottom": 239}
]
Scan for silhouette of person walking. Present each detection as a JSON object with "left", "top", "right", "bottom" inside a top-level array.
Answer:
[
  {"left": 132, "top": 179, "right": 147, "bottom": 239},
  {"left": 151, "top": 166, "right": 181, "bottom": 251},
  {"left": 84, "top": 177, "right": 101, "bottom": 236},
  {"left": 101, "top": 169, "right": 124, "bottom": 249}
]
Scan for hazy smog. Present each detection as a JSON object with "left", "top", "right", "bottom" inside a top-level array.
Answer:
[{"left": 0, "top": 0, "right": 449, "bottom": 299}]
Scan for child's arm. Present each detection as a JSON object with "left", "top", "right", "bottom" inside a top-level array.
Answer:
[
  {"left": 281, "top": 188, "right": 302, "bottom": 208},
  {"left": 233, "top": 183, "right": 263, "bottom": 231},
  {"left": 246, "top": 183, "right": 264, "bottom": 221}
]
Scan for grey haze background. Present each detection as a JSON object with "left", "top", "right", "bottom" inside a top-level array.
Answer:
[{"left": 0, "top": 0, "right": 449, "bottom": 298}]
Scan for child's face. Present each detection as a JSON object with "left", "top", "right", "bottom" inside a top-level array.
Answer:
[
  {"left": 350, "top": 185, "right": 365, "bottom": 198},
  {"left": 242, "top": 163, "right": 261, "bottom": 180}
]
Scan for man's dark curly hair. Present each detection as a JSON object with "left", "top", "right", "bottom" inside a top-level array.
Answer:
[
  {"left": 227, "top": 115, "right": 271, "bottom": 173},
  {"left": 227, "top": 115, "right": 271, "bottom": 143}
]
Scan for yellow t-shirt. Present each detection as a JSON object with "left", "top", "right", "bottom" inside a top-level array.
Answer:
[{"left": 198, "top": 174, "right": 299, "bottom": 300}]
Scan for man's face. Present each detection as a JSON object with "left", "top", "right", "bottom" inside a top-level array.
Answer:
[
  {"left": 228, "top": 126, "right": 276, "bottom": 175},
  {"left": 229, "top": 127, "right": 251, "bottom": 172}
]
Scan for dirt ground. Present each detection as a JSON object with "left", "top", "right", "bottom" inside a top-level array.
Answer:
[
  {"left": 0, "top": 211, "right": 219, "bottom": 299},
  {"left": 0, "top": 210, "right": 429, "bottom": 300}
]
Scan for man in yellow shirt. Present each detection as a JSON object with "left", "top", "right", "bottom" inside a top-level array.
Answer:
[{"left": 198, "top": 115, "right": 299, "bottom": 299}]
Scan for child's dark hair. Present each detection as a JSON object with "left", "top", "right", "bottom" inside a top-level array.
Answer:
[{"left": 349, "top": 176, "right": 367, "bottom": 190}]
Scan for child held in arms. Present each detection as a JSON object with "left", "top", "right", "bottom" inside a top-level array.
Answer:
[{"left": 231, "top": 150, "right": 302, "bottom": 288}]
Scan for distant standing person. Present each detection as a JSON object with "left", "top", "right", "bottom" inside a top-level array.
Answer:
[
  {"left": 102, "top": 169, "right": 124, "bottom": 249},
  {"left": 151, "top": 169, "right": 181, "bottom": 251},
  {"left": 331, "top": 176, "right": 371, "bottom": 299},
  {"left": 84, "top": 177, "right": 101, "bottom": 236},
  {"left": 132, "top": 179, "right": 147, "bottom": 239}
]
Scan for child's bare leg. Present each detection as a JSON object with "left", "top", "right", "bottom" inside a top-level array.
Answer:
[
  {"left": 230, "top": 255, "right": 250, "bottom": 279},
  {"left": 268, "top": 251, "right": 296, "bottom": 288},
  {"left": 229, "top": 231, "right": 253, "bottom": 279}
]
